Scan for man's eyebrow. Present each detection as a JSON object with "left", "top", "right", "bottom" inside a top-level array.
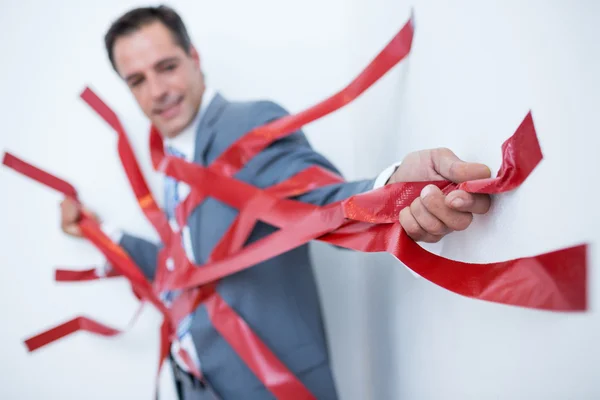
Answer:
[
  {"left": 124, "top": 57, "right": 180, "bottom": 82},
  {"left": 155, "top": 57, "right": 179, "bottom": 68},
  {"left": 124, "top": 72, "right": 142, "bottom": 83}
]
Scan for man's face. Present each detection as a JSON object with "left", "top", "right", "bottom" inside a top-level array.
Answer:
[{"left": 112, "top": 21, "right": 204, "bottom": 138}]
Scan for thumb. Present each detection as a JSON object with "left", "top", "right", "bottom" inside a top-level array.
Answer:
[
  {"left": 64, "top": 223, "right": 82, "bottom": 237},
  {"left": 433, "top": 148, "right": 491, "bottom": 183},
  {"left": 80, "top": 206, "right": 102, "bottom": 224}
]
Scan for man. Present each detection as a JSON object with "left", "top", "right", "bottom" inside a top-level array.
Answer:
[{"left": 60, "top": 5, "right": 491, "bottom": 399}]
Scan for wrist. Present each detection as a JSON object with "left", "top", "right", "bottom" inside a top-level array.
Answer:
[
  {"left": 100, "top": 222, "right": 124, "bottom": 243},
  {"left": 373, "top": 162, "right": 402, "bottom": 189}
]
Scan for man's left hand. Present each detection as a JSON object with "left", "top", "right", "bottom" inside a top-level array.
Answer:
[{"left": 387, "top": 148, "right": 492, "bottom": 243}]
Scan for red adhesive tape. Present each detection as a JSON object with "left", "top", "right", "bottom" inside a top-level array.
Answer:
[
  {"left": 2, "top": 153, "right": 78, "bottom": 198},
  {"left": 2, "top": 13, "right": 587, "bottom": 400},
  {"left": 2, "top": 152, "right": 206, "bottom": 391},
  {"left": 149, "top": 114, "right": 586, "bottom": 311},
  {"left": 55, "top": 267, "right": 121, "bottom": 282},
  {"left": 24, "top": 316, "right": 121, "bottom": 352}
]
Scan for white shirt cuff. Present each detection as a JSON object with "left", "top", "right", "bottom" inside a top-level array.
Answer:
[
  {"left": 95, "top": 263, "right": 111, "bottom": 278},
  {"left": 373, "top": 161, "right": 402, "bottom": 189},
  {"left": 100, "top": 222, "right": 124, "bottom": 243},
  {"left": 372, "top": 161, "right": 423, "bottom": 279}
]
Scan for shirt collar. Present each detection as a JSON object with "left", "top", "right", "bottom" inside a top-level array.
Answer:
[{"left": 163, "top": 87, "right": 217, "bottom": 160}]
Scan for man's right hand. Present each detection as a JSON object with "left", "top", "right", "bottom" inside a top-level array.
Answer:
[
  {"left": 387, "top": 148, "right": 492, "bottom": 243},
  {"left": 60, "top": 197, "right": 99, "bottom": 238}
]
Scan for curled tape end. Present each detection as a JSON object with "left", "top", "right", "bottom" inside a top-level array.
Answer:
[
  {"left": 523, "top": 109, "right": 544, "bottom": 161},
  {"left": 1, "top": 151, "right": 11, "bottom": 166},
  {"left": 79, "top": 86, "right": 92, "bottom": 98},
  {"left": 23, "top": 340, "right": 36, "bottom": 353},
  {"left": 80, "top": 86, "right": 99, "bottom": 106},
  {"left": 1, "top": 152, "right": 21, "bottom": 168}
]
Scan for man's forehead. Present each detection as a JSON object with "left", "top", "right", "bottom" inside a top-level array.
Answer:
[{"left": 113, "top": 22, "right": 181, "bottom": 75}]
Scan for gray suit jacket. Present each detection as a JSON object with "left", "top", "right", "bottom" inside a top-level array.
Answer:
[{"left": 119, "top": 93, "right": 375, "bottom": 399}]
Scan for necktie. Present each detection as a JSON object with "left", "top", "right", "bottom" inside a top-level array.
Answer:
[{"left": 163, "top": 146, "right": 193, "bottom": 340}]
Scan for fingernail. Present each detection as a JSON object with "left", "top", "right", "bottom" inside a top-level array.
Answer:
[
  {"left": 420, "top": 185, "right": 435, "bottom": 199},
  {"left": 451, "top": 198, "right": 464, "bottom": 208}
]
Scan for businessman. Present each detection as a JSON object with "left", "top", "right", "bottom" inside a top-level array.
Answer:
[{"left": 60, "top": 5, "right": 491, "bottom": 399}]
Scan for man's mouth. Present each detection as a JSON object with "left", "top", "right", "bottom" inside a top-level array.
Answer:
[{"left": 156, "top": 96, "right": 184, "bottom": 120}]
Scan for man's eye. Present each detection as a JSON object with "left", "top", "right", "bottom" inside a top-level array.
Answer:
[
  {"left": 164, "top": 64, "right": 177, "bottom": 71},
  {"left": 129, "top": 78, "right": 144, "bottom": 88}
]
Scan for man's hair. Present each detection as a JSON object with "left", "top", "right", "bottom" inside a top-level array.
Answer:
[{"left": 104, "top": 5, "right": 192, "bottom": 72}]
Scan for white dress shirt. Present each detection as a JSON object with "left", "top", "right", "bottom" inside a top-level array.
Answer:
[
  {"left": 159, "top": 87, "right": 217, "bottom": 373},
  {"left": 373, "top": 162, "right": 401, "bottom": 189}
]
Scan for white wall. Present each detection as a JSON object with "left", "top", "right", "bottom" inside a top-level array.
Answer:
[
  {"left": 0, "top": 1, "right": 598, "bottom": 399},
  {"left": 345, "top": 1, "right": 600, "bottom": 399}
]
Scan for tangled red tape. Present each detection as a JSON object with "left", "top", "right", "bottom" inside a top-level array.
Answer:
[{"left": 2, "top": 15, "right": 587, "bottom": 400}]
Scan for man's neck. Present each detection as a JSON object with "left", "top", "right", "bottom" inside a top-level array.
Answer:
[{"left": 163, "top": 86, "right": 216, "bottom": 159}]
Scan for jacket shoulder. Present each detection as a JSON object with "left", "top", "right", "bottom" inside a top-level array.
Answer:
[
  {"left": 207, "top": 98, "right": 293, "bottom": 157},
  {"left": 220, "top": 98, "right": 290, "bottom": 128}
]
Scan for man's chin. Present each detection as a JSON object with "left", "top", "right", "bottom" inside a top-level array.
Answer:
[
  {"left": 155, "top": 119, "right": 186, "bottom": 138},
  {"left": 157, "top": 109, "right": 198, "bottom": 138}
]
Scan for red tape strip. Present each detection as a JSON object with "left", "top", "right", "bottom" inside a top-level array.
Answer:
[
  {"left": 205, "top": 294, "right": 316, "bottom": 400},
  {"left": 1, "top": 152, "right": 204, "bottom": 387},
  {"left": 24, "top": 316, "right": 120, "bottom": 352},
  {"left": 147, "top": 115, "right": 586, "bottom": 311},
  {"left": 2, "top": 153, "right": 78, "bottom": 198},
  {"left": 55, "top": 267, "right": 121, "bottom": 282},
  {"left": 80, "top": 87, "right": 173, "bottom": 246}
]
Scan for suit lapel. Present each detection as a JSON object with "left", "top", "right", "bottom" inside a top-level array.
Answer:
[
  {"left": 189, "top": 93, "right": 228, "bottom": 265},
  {"left": 194, "top": 93, "right": 228, "bottom": 166}
]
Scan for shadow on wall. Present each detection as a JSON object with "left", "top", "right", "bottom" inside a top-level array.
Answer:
[{"left": 309, "top": 242, "right": 370, "bottom": 400}]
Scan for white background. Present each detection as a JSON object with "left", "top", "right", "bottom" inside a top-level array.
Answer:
[{"left": 1, "top": 0, "right": 599, "bottom": 399}]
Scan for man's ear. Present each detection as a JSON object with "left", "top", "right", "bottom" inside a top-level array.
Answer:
[{"left": 189, "top": 45, "right": 201, "bottom": 69}]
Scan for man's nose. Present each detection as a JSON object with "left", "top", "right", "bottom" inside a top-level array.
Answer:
[{"left": 148, "top": 77, "right": 168, "bottom": 101}]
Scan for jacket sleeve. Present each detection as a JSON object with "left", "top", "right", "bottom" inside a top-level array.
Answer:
[
  {"left": 97, "top": 224, "right": 161, "bottom": 282},
  {"left": 101, "top": 100, "right": 390, "bottom": 278},
  {"left": 118, "top": 233, "right": 161, "bottom": 281},
  {"left": 241, "top": 100, "right": 378, "bottom": 206}
]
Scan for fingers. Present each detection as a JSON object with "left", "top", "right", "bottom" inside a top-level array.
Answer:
[
  {"left": 419, "top": 185, "right": 473, "bottom": 231},
  {"left": 399, "top": 207, "right": 443, "bottom": 243},
  {"left": 409, "top": 197, "right": 448, "bottom": 236},
  {"left": 63, "top": 223, "right": 82, "bottom": 237},
  {"left": 445, "top": 190, "right": 491, "bottom": 214},
  {"left": 432, "top": 148, "right": 492, "bottom": 183},
  {"left": 400, "top": 184, "right": 490, "bottom": 242},
  {"left": 396, "top": 147, "right": 493, "bottom": 242},
  {"left": 60, "top": 197, "right": 83, "bottom": 237}
]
